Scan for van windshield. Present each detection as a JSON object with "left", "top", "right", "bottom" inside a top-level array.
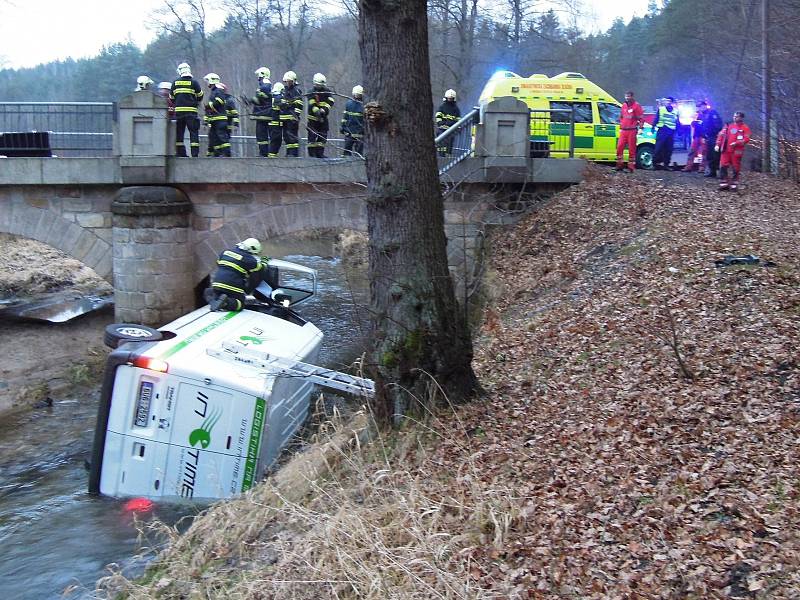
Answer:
[{"left": 549, "top": 101, "right": 592, "bottom": 124}]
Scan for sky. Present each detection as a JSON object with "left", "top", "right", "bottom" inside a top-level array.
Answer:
[{"left": 0, "top": 0, "right": 652, "bottom": 70}]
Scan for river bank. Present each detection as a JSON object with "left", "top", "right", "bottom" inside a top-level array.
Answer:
[{"left": 100, "top": 167, "right": 800, "bottom": 598}]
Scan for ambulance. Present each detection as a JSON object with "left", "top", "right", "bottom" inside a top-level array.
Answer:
[
  {"left": 477, "top": 71, "right": 691, "bottom": 168},
  {"left": 88, "top": 259, "right": 374, "bottom": 501}
]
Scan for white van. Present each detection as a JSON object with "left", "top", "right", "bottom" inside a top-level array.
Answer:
[{"left": 88, "top": 260, "right": 372, "bottom": 501}]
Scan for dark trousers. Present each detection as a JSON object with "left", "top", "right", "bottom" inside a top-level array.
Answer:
[
  {"left": 704, "top": 135, "right": 720, "bottom": 175},
  {"left": 175, "top": 114, "right": 200, "bottom": 157},
  {"left": 209, "top": 121, "right": 231, "bottom": 157},
  {"left": 343, "top": 135, "right": 364, "bottom": 157},
  {"left": 307, "top": 125, "right": 329, "bottom": 157},
  {"left": 653, "top": 128, "right": 675, "bottom": 167},
  {"left": 255, "top": 120, "right": 270, "bottom": 157},
  {"left": 204, "top": 287, "right": 244, "bottom": 311},
  {"left": 268, "top": 122, "right": 282, "bottom": 157},
  {"left": 283, "top": 120, "right": 299, "bottom": 157}
]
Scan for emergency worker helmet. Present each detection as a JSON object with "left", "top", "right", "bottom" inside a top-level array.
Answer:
[
  {"left": 352, "top": 85, "right": 363, "bottom": 97},
  {"left": 177, "top": 62, "right": 191, "bottom": 76},
  {"left": 158, "top": 81, "right": 172, "bottom": 90},
  {"left": 136, "top": 75, "right": 154, "bottom": 90},
  {"left": 237, "top": 238, "right": 262, "bottom": 255},
  {"left": 255, "top": 67, "right": 271, "bottom": 80},
  {"left": 312, "top": 73, "right": 327, "bottom": 85},
  {"left": 283, "top": 71, "right": 297, "bottom": 83},
  {"left": 203, "top": 73, "right": 221, "bottom": 85},
  {"left": 272, "top": 82, "right": 285, "bottom": 94},
  {"left": 444, "top": 89, "right": 457, "bottom": 100}
]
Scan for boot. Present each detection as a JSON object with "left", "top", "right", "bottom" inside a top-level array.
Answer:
[{"left": 209, "top": 293, "right": 228, "bottom": 311}]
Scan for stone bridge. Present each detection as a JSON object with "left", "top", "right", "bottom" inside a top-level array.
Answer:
[{"left": 0, "top": 93, "right": 584, "bottom": 326}]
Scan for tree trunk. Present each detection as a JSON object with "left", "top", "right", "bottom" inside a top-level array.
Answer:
[{"left": 358, "top": 0, "right": 478, "bottom": 425}]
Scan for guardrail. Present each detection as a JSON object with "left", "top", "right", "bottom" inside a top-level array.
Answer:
[
  {"left": 435, "top": 108, "right": 480, "bottom": 174},
  {"left": 530, "top": 108, "right": 575, "bottom": 158}
]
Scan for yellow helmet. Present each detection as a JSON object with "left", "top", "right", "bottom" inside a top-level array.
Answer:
[
  {"left": 255, "top": 67, "right": 271, "bottom": 80},
  {"left": 237, "top": 238, "right": 262, "bottom": 255},
  {"left": 203, "top": 73, "right": 220, "bottom": 86}
]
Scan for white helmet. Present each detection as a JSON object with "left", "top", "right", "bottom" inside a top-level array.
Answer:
[
  {"left": 136, "top": 75, "right": 154, "bottom": 91},
  {"left": 176, "top": 62, "right": 191, "bottom": 77},
  {"left": 444, "top": 89, "right": 457, "bottom": 100},
  {"left": 272, "top": 82, "right": 285, "bottom": 94},
  {"left": 283, "top": 70, "right": 297, "bottom": 83},
  {"left": 158, "top": 81, "right": 172, "bottom": 90},
  {"left": 255, "top": 66, "right": 271, "bottom": 80},
  {"left": 237, "top": 238, "right": 262, "bottom": 255},
  {"left": 352, "top": 85, "right": 364, "bottom": 97},
  {"left": 203, "top": 72, "right": 220, "bottom": 85},
  {"left": 312, "top": 72, "right": 327, "bottom": 85}
]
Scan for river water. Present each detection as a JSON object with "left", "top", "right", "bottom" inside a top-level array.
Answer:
[{"left": 0, "top": 238, "right": 369, "bottom": 599}]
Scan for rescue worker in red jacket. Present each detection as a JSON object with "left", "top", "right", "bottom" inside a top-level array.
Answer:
[
  {"left": 616, "top": 90, "right": 644, "bottom": 172},
  {"left": 715, "top": 111, "right": 751, "bottom": 191}
]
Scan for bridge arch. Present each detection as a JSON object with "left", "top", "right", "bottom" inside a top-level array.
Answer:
[{"left": 0, "top": 200, "right": 112, "bottom": 282}]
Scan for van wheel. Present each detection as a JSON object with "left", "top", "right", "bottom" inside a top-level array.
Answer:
[
  {"left": 104, "top": 323, "right": 163, "bottom": 349},
  {"left": 636, "top": 144, "right": 655, "bottom": 169}
]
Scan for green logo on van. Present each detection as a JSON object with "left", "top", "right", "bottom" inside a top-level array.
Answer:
[{"left": 189, "top": 405, "right": 222, "bottom": 449}]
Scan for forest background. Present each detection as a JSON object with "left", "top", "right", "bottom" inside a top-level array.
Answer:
[{"left": 0, "top": 0, "right": 797, "bottom": 161}]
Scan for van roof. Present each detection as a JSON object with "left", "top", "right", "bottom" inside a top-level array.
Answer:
[{"left": 479, "top": 71, "right": 619, "bottom": 105}]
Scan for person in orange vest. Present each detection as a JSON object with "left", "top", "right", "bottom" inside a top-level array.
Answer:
[
  {"left": 616, "top": 90, "right": 644, "bottom": 172},
  {"left": 715, "top": 111, "right": 751, "bottom": 191}
]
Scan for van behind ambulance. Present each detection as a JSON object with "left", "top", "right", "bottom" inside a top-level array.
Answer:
[{"left": 88, "top": 259, "right": 373, "bottom": 501}]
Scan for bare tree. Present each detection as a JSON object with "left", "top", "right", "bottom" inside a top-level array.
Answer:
[
  {"left": 223, "top": 0, "right": 272, "bottom": 64},
  {"left": 269, "top": 0, "right": 314, "bottom": 67},
  {"left": 358, "top": 0, "right": 479, "bottom": 425},
  {"left": 150, "top": 0, "right": 214, "bottom": 68}
]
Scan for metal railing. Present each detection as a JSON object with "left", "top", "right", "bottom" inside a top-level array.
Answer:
[
  {"left": 0, "top": 102, "right": 115, "bottom": 157},
  {"left": 435, "top": 108, "right": 480, "bottom": 174},
  {"left": 529, "top": 108, "right": 576, "bottom": 158}
]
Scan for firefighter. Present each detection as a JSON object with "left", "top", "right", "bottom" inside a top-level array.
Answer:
[
  {"left": 204, "top": 238, "right": 265, "bottom": 312},
  {"left": 157, "top": 82, "right": 176, "bottom": 119},
  {"left": 435, "top": 89, "right": 461, "bottom": 156},
  {"left": 280, "top": 71, "right": 303, "bottom": 157},
  {"left": 651, "top": 97, "right": 678, "bottom": 170},
  {"left": 307, "top": 73, "right": 335, "bottom": 158},
  {"left": 135, "top": 75, "right": 154, "bottom": 91},
  {"left": 171, "top": 62, "right": 204, "bottom": 157},
  {"left": 682, "top": 100, "right": 707, "bottom": 172},
  {"left": 203, "top": 74, "right": 238, "bottom": 157},
  {"left": 267, "top": 82, "right": 285, "bottom": 157},
  {"left": 616, "top": 90, "right": 644, "bottom": 172},
  {"left": 251, "top": 67, "right": 272, "bottom": 157},
  {"left": 701, "top": 103, "right": 723, "bottom": 177},
  {"left": 341, "top": 85, "right": 365, "bottom": 157},
  {"left": 715, "top": 111, "right": 751, "bottom": 191}
]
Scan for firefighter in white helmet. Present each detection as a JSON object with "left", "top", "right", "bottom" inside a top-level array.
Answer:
[
  {"left": 268, "top": 82, "right": 286, "bottom": 157},
  {"left": 203, "top": 74, "right": 238, "bottom": 157},
  {"left": 204, "top": 238, "right": 272, "bottom": 312},
  {"left": 251, "top": 67, "right": 273, "bottom": 157},
  {"left": 280, "top": 71, "right": 303, "bottom": 156},
  {"left": 171, "top": 62, "right": 203, "bottom": 156},
  {"left": 435, "top": 89, "right": 461, "bottom": 156},
  {"left": 307, "top": 73, "right": 335, "bottom": 158},
  {"left": 135, "top": 75, "right": 154, "bottom": 91},
  {"left": 341, "top": 85, "right": 365, "bottom": 157}
]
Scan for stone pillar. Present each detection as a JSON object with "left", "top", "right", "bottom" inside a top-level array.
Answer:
[
  {"left": 112, "top": 186, "right": 193, "bottom": 327},
  {"left": 114, "top": 90, "right": 172, "bottom": 184},
  {"left": 474, "top": 97, "right": 530, "bottom": 182}
]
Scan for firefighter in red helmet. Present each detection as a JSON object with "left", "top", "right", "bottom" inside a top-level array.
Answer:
[
  {"left": 616, "top": 90, "right": 644, "bottom": 172},
  {"left": 715, "top": 111, "right": 751, "bottom": 191}
]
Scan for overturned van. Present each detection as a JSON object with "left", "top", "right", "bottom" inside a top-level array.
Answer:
[{"left": 88, "top": 259, "right": 373, "bottom": 501}]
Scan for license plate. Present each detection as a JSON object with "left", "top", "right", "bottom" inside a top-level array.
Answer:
[{"left": 134, "top": 381, "right": 153, "bottom": 427}]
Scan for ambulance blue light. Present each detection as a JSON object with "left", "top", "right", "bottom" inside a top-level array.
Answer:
[{"left": 678, "top": 105, "right": 695, "bottom": 125}]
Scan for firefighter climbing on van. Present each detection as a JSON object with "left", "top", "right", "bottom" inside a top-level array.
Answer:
[
  {"left": 616, "top": 91, "right": 644, "bottom": 172},
  {"left": 205, "top": 239, "right": 267, "bottom": 312},
  {"left": 716, "top": 111, "right": 751, "bottom": 191},
  {"left": 651, "top": 97, "right": 678, "bottom": 170},
  {"left": 435, "top": 89, "right": 461, "bottom": 156}
]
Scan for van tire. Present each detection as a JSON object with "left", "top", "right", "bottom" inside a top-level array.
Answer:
[
  {"left": 636, "top": 144, "right": 655, "bottom": 170},
  {"left": 104, "top": 323, "right": 163, "bottom": 349}
]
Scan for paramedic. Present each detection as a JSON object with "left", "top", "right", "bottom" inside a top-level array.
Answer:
[{"left": 616, "top": 90, "right": 644, "bottom": 172}]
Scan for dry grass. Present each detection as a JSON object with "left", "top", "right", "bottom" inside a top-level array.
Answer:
[{"left": 97, "top": 395, "right": 523, "bottom": 599}]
